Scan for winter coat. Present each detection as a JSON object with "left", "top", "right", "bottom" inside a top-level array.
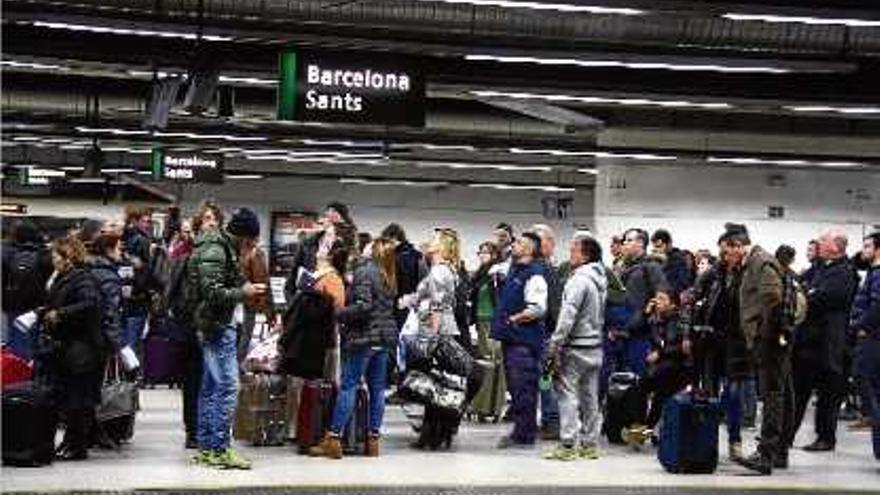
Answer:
[
  {"left": 188, "top": 228, "right": 245, "bottom": 334},
  {"left": 794, "top": 257, "right": 859, "bottom": 373},
  {"left": 394, "top": 241, "right": 427, "bottom": 326},
  {"left": 738, "top": 245, "right": 783, "bottom": 350},
  {"left": 851, "top": 265, "right": 880, "bottom": 339},
  {"left": 491, "top": 261, "right": 548, "bottom": 354},
  {"left": 663, "top": 247, "right": 695, "bottom": 300},
  {"left": 88, "top": 256, "right": 123, "bottom": 352},
  {"left": 550, "top": 262, "right": 607, "bottom": 350},
  {"left": 336, "top": 260, "right": 398, "bottom": 349},
  {"left": 414, "top": 263, "right": 460, "bottom": 336},
  {"left": 538, "top": 259, "right": 563, "bottom": 337},
  {"left": 240, "top": 245, "right": 270, "bottom": 312},
  {"left": 621, "top": 257, "right": 671, "bottom": 339},
  {"left": 44, "top": 267, "right": 104, "bottom": 375}
]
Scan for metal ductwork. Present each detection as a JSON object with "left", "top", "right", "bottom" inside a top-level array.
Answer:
[{"left": 7, "top": 0, "right": 880, "bottom": 58}]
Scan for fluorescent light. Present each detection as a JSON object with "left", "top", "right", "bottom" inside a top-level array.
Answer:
[
  {"left": 416, "top": 162, "right": 553, "bottom": 172},
  {"left": 785, "top": 105, "right": 880, "bottom": 115},
  {"left": 300, "top": 139, "right": 382, "bottom": 148},
  {"left": 1, "top": 60, "right": 69, "bottom": 71},
  {"left": 101, "top": 147, "right": 153, "bottom": 154},
  {"left": 416, "top": 0, "right": 644, "bottom": 15},
  {"left": 126, "top": 70, "right": 186, "bottom": 79},
  {"left": 75, "top": 126, "right": 149, "bottom": 136},
  {"left": 340, "top": 178, "right": 449, "bottom": 187},
  {"left": 708, "top": 156, "right": 867, "bottom": 168},
  {"left": 12, "top": 137, "right": 41, "bottom": 142},
  {"left": 509, "top": 148, "right": 676, "bottom": 160},
  {"left": 218, "top": 75, "right": 277, "bottom": 86},
  {"left": 469, "top": 183, "right": 576, "bottom": 192},
  {"left": 32, "top": 21, "right": 233, "bottom": 41},
  {"left": 577, "top": 168, "right": 599, "bottom": 175},
  {"left": 226, "top": 174, "right": 264, "bottom": 180},
  {"left": 60, "top": 166, "right": 85, "bottom": 172},
  {"left": 466, "top": 54, "right": 790, "bottom": 74},
  {"left": 723, "top": 13, "right": 880, "bottom": 28},
  {"left": 472, "top": 90, "right": 733, "bottom": 109},
  {"left": 101, "top": 168, "right": 137, "bottom": 174},
  {"left": 68, "top": 178, "right": 106, "bottom": 184}
]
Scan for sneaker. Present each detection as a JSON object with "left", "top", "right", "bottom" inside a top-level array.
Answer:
[
  {"left": 729, "top": 442, "right": 744, "bottom": 460},
  {"left": 213, "top": 448, "right": 252, "bottom": 470},
  {"left": 543, "top": 445, "right": 579, "bottom": 461},
  {"left": 577, "top": 446, "right": 601, "bottom": 460},
  {"left": 621, "top": 424, "right": 652, "bottom": 447},
  {"left": 191, "top": 450, "right": 219, "bottom": 466}
]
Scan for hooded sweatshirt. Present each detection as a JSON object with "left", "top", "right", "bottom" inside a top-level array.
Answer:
[{"left": 550, "top": 262, "right": 608, "bottom": 349}]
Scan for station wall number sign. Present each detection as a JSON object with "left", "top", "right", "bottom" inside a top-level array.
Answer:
[
  {"left": 277, "top": 50, "right": 425, "bottom": 127},
  {"left": 151, "top": 148, "right": 224, "bottom": 183}
]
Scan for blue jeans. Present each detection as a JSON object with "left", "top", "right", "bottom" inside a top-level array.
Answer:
[
  {"left": 197, "top": 325, "right": 239, "bottom": 451},
  {"left": 330, "top": 346, "right": 390, "bottom": 436},
  {"left": 504, "top": 344, "right": 539, "bottom": 444},
  {"left": 123, "top": 312, "right": 147, "bottom": 358},
  {"left": 722, "top": 378, "right": 745, "bottom": 444}
]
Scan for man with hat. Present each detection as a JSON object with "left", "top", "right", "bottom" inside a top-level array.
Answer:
[
  {"left": 190, "top": 202, "right": 266, "bottom": 470},
  {"left": 492, "top": 232, "right": 549, "bottom": 449},
  {"left": 721, "top": 223, "right": 794, "bottom": 475}
]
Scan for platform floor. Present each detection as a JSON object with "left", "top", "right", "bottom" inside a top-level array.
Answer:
[{"left": 2, "top": 388, "right": 878, "bottom": 494}]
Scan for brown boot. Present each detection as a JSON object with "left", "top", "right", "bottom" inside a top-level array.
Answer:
[
  {"left": 308, "top": 433, "right": 343, "bottom": 459},
  {"left": 366, "top": 435, "right": 380, "bottom": 457}
]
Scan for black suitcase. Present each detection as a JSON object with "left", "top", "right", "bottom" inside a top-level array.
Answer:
[
  {"left": 2, "top": 382, "right": 57, "bottom": 467},
  {"left": 602, "top": 371, "right": 647, "bottom": 444},
  {"left": 341, "top": 382, "right": 370, "bottom": 455}
]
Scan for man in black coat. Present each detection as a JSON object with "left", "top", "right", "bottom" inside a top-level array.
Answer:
[
  {"left": 790, "top": 228, "right": 859, "bottom": 452},
  {"left": 381, "top": 223, "right": 427, "bottom": 328}
]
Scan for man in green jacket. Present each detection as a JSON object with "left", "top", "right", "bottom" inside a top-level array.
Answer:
[{"left": 190, "top": 203, "right": 265, "bottom": 470}]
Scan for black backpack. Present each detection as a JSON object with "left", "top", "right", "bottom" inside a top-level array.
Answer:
[
  {"left": 164, "top": 255, "right": 192, "bottom": 323},
  {"left": 3, "top": 247, "right": 45, "bottom": 313},
  {"left": 278, "top": 281, "right": 335, "bottom": 379}
]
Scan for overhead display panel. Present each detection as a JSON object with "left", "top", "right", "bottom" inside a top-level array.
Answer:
[
  {"left": 277, "top": 50, "right": 425, "bottom": 127},
  {"left": 151, "top": 148, "right": 224, "bottom": 183}
]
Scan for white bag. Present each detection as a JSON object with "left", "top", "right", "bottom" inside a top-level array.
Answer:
[{"left": 244, "top": 332, "right": 280, "bottom": 373}]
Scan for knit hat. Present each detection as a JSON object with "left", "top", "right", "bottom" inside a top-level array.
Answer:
[{"left": 226, "top": 207, "right": 260, "bottom": 238}]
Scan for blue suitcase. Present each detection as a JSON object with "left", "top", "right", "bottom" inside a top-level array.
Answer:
[{"left": 657, "top": 391, "right": 720, "bottom": 474}]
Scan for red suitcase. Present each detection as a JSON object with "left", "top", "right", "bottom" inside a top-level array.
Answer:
[
  {"left": 1, "top": 348, "right": 32, "bottom": 389},
  {"left": 296, "top": 379, "right": 335, "bottom": 454}
]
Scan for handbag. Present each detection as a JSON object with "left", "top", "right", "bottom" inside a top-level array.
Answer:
[{"left": 96, "top": 359, "right": 139, "bottom": 422}]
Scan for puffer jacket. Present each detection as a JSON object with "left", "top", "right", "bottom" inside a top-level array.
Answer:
[
  {"left": 550, "top": 262, "right": 607, "bottom": 350},
  {"left": 89, "top": 256, "right": 123, "bottom": 352},
  {"left": 44, "top": 267, "right": 104, "bottom": 374},
  {"left": 336, "top": 259, "right": 398, "bottom": 349},
  {"left": 188, "top": 228, "right": 245, "bottom": 334}
]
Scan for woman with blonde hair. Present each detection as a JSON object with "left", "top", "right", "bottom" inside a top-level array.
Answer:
[
  {"left": 413, "top": 228, "right": 461, "bottom": 337},
  {"left": 309, "top": 237, "right": 398, "bottom": 459}
]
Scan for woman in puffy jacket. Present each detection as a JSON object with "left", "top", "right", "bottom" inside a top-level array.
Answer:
[
  {"left": 40, "top": 235, "right": 104, "bottom": 461},
  {"left": 309, "top": 237, "right": 398, "bottom": 459}
]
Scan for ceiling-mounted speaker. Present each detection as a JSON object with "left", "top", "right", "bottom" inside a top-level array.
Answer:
[
  {"left": 143, "top": 76, "right": 183, "bottom": 130},
  {"left": 218, "top": 86, "right": 235, "bottom": 118}
]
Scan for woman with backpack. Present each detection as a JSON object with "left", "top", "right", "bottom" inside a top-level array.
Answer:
[{"left": 309, "top": 237, "right": 398, "bottom": 459}]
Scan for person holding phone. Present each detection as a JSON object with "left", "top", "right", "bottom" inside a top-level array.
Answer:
[{"left": 189, "top": 203, "right": 266, "bottom": 470}]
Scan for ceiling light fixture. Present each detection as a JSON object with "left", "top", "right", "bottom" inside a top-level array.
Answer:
[
  {"left": 0, "top": 60, "right": 69, "bottom": 71},
  {"left": 218, "top": 76, "right": 278, "bottom": 86},
  {"left": 469, "top": 183, "right": 576, "bottom": 192},
  {"left": 707, "top": 156, "right": 867, "bottom": 168},
  {"left": 471, "top": 90, "right": 733, "bottom": 109},
  {"left": 340, "top": 178, "right": 450, "bottom": 187},
  {"left": 102, "top": 168, "right": 137, "bottom": 174},
  {"left": 415, "top": 162, "right": 553, "bottom": 172},
  {"left": 723, "top": 13, "right": 880, "bottom": 28},
  {"left": 416, "top": 0, "right": 644, "bottom": 15},
  {"left": 31, "top": 21, "right": 233, "bottom": 41},
  {"left": 466, "top": 54, "right": 790, "bottom": 74},
  {"left": 785, "top": 105, "right": 880, "bottom": 115},
  {"left": 577, "top": 168, "right": 599, "bottom": 175},
  {"left": 509, "top": 148, "right": 676, "bottom": 160},
  {"left": 226, "top": 174, "right": 265, "bottom": 180}
]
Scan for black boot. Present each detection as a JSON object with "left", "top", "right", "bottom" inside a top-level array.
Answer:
[
  {"left": 774, "top": 450, "right": 789, "bottom": 469},
  {"left": 59, "top": 408, "right": 89, "bottom": 461},
  {"left": 736, "top": 450, "right": 773, "bottom": 475},
  {"left": 803, "top": 439, "right": 835, "bottom": 452}
]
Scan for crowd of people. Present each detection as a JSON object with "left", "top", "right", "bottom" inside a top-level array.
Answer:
[{"left": 2, "top": 200, "right": 878, "bottom": 476}]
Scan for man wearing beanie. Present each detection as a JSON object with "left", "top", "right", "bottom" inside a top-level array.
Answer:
[
  {"left": 492, "top": 232, "right": 549, "bottom": 449},
  {"left": 227, "top": 208, "right": 270, "bottom": 368},
  {"left": 721, "top": 223, "right": 794, "bottom": 475},
  {"left": 190, "top": 202, "right": 266, "bottom": 470}
]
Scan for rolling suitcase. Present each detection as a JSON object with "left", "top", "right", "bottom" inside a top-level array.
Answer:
[
  {"left": 341, "top": 382, "right": 370, "bottom": 455},
  {"left": 233, "top": 373, "right": 289, "bottom": 446},
  {"left": 296, "top": 379, "right": 335, "bottom": 454},
  {"left": 603, "top": 371, "right": 647, "bottom": 444},
  {"left": 2, "top": 348, "right": 32, "bottom": 389},
  {"left": 143, "top": 333, "right": 186, "bottom": 386},
  {"left": 285, "top": 376, "right": 305, "bottom": 441},
  {"left": 657, "top": 392, "right": 721, "bottom": 474},
  {"left": 2, "top": 382, "right": 57, "bottom": 467}
]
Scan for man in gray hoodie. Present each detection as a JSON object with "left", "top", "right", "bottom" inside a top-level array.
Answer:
[{"left": 544, "top": 235, "right": 608, "bottom": 461}]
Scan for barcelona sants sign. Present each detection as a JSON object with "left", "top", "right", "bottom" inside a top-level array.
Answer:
[{"left": 277, "top": 50, "right": 425, "bottom": 127}]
